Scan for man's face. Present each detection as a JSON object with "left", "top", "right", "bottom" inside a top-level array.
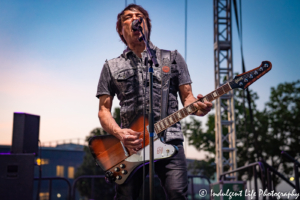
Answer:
[{"left": 120, "top": 9, "right": 148, "bottom": 46}]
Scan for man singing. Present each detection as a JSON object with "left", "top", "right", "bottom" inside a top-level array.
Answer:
[{"left": 96, "top": 4, "right": 212, "bottom": 200}]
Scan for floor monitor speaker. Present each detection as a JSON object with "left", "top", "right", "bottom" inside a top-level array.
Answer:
[
  {"left": 0, "top": 154, "right": 35, "bottom": 200},
  {"left": 11, "top": 112, "right": 40, "bottom": 155}
]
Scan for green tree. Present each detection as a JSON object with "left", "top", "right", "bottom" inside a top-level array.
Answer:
[
  {"left": 183, "top": 87, "right": 262, "bottom": 180},
  {"left": 236, "top": 80, "right": 300, "bottom": 186},
  {"left": 182, "top": 115, "right": 216, "bottom": 180},
  {"left": 183, "top": 80, "right": 300, "bottom": 187},
  {"left": 264, "top": 80, "right": 300, "bottom": 178},
  {"left": 74, "top": 107, "right": 120, "bottom": 200}
]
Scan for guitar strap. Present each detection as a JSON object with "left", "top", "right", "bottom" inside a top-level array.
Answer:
[{"left": 160, "top": 49, "right": 172, "bottom": 120}]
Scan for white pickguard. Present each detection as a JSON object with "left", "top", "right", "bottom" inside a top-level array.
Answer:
[{"left": 125, "top": 138, "right": 177, "bottom": 162}]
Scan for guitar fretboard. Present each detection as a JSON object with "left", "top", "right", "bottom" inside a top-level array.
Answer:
[{"left": 154, "top": 82, "right": 232, "bottom": 134}]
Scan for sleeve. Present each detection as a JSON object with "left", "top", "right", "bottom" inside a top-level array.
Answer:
[
  {"left": 96, "top": 61, "right": 115, "bottom": 98},
  {"left": 175, "top": 51, "right": 192, "bottom": 86}
]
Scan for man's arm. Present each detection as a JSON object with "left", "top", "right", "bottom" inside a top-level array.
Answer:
[
  {"left": 98, "top": 94, "right": 142, "bottom": 154},
  {"left": 179, "top": 84, "right": 212, "bottom": 116}
]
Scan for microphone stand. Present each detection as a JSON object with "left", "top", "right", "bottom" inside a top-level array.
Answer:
[{"left": 137, "top": 24, "right": 158, "bottom": 200}]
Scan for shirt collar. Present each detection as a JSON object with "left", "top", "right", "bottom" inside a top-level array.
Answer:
[{"left": 123, "top": 41, "right": 157, "bottom": 59}]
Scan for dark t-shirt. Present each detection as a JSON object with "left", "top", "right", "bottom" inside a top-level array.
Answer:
[{"left": 96, "top": 43, "right": 192, "bottom": 142}]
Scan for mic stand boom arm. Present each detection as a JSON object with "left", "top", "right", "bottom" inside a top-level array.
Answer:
[
  {"left": 137, "top": 24, "right": 157, "bottom": 200},
  {"left": 137, "top": 26, "right": 159, "bottom": 67}
]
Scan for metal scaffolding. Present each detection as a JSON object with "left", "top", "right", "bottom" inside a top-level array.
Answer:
[{"left": 213, "top": 0, "right": 237, "bottom": 180}]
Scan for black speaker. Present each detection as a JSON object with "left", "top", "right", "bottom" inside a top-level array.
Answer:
[
  {"left": 11, "top": 112, "right": 40, "bottom": 156},
  {"left": 0, "top": 154, "right": 35, "bottom": 200}
]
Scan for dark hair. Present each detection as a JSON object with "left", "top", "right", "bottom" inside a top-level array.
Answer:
[{"left": 116, "top": 4, "right": 151, "bottom": 45}]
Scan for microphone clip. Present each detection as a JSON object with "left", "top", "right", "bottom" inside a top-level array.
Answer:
[{"left": 132, "top": 17, "right": 143, "bottom": 31}]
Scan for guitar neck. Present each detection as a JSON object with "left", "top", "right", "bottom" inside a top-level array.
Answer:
[{"left": 154, "top": 82, "right": 233, "bottom": 134}]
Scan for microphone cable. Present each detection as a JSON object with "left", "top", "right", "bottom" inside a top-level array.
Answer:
[{"left": 142, "top": 17, "right": 147, "bottom": 200}]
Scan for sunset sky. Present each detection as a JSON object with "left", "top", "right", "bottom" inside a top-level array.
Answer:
[{"left": 0, "top": 0, "right": 299, "bottom": 159}]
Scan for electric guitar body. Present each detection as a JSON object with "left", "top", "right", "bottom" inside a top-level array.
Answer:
[
  {"left": 89, "top": 61, "right": 272, "bottom": 185},
  {"left": 89, "top": 116, "right": 177, "bottom": 185}
]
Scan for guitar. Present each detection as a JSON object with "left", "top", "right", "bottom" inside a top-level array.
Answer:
[{"left": 89, "top": 61, "right": 272, "bottom": 184}]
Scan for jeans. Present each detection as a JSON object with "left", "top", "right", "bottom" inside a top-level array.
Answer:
[{"left": 114, "top": 141, "right": 188, "bottom": 200}]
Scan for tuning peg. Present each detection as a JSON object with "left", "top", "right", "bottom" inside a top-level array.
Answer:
[
  {"left": 244, "top": 78, "right": 248, "bottom": 83},
  {"left": 259, "top": 67, "right": 263, "bottom": 71},
  {"left": 264, "top": 63, "right": 269, "bottom": 68},
  {"left": 239, "top": 82, "right": 243, "bottom": 86},
  {"left": 254, "top": 71, "right": 258, "bottom": 75},
  {"left": 249, "top": 74, "right": 253, "bottom": 79}
]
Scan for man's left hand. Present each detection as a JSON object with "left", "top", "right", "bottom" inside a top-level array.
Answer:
[{"left": 193, "top": 94, "right": 212, "bottom": 116}]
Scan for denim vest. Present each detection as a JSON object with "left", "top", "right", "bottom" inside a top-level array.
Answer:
[{"left": 106, "top": 44, "right": 187, "bottom": 142}]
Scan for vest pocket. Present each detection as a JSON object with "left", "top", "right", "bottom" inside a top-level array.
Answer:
[
  {"left": 116, "top": 69, "right": 135, "bottom": 80},
  {"left": 115, "top": 69, "right": 137, "bottom": 94}
]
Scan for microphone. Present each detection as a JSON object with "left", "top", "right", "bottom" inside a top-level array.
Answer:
[{"left": 132, "top": 17, "right": 143, "bottom": 31}]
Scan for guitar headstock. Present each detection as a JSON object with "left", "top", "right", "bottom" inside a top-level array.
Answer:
[{"left": 230, "top": 61, "right": 272, "bottom": 90}]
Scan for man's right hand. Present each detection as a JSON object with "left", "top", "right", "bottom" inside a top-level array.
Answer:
[{"left": 117, "top": 129, "right": 143, "bottom": 155}]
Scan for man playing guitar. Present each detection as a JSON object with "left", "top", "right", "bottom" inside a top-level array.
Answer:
[{"left": 96, "top": 4, "right": 212, "bottom": 200}]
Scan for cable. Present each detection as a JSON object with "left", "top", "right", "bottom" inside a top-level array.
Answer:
[
  {"left": 232, "top": 0, "right": 262, "bottom": 160},
  {"left": 142, "top": 18, "right": 147, "bottom": 200},
  {"left": 142, "top": 67, "right": 147, "bottom": 200},
  {"left": 124, "top": 0, "right": 128, "bottom": 50},
  {"left": 183, "top": 0, "right": 188, "bottom": 157},
  {"left": 185, "top": 0, "right": 187, "bottom": 62}
]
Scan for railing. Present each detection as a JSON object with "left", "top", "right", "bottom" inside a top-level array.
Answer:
[
  {"left": 71, "top": 175, "right": 211, "bottom": 200},
  {"left": 281, "top": 151, "right": 300, "bottom": 194},
  {"left": 220, "top": 160, "right": 300, "bottom": 200},
  {"left": 219, "top": 162, "right": 266, "bottom": 200},
  {"left": 71, "top": 175, "right": 105, "bottom": 200},
  {"left": 34, "top": 177, "right": 71, "bottom": 200},
  {"left": 41, "top": 138, "right": 86, "bottom": 147},
  {"left": 261, "top": 161, "right": 296, "bottom": 200}
]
